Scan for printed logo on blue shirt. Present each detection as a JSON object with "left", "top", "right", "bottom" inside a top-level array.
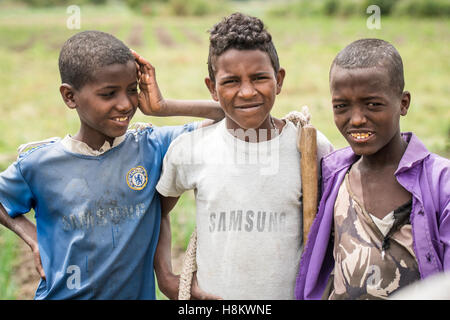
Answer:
[{"left": 126, "top": 166, "right": 148, "bottom": 190}]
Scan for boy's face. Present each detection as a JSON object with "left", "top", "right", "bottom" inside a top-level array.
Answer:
[
  {"left": 330, "top": 65, "right": 410, "bottom": 156},
  {"left": 205, "top": 49, "right": 285, "bottom": 131},
  {"left": 61, "top": 60, "right": 138, "bottom": 148}
]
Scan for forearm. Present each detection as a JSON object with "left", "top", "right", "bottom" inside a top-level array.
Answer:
[
  {"left": 152, "top": 99, "right": 224, "bottom": 121},
  {"left": 154, "top": 213, "right": 174, "bottom": 280},
  {"left": 0, "top": 203, "right": 37, "bottom": 251}
]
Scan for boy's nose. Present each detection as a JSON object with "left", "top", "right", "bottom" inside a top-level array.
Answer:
[
  {"left": 350, "top": 107, "right": 367, "bottom": 126},
  {"left": 116, "top": 94, "right": 133, "bottom": 112},
  {"left": 238, "top": 81, "right": 257, "bottom": 99}
]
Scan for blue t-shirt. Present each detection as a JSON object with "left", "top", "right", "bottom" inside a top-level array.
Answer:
[{"left": 0, "top": 124, "right": 196, "bottom": 299}]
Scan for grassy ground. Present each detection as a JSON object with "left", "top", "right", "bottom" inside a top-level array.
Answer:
[
  {"left": 0, "top": 229, "right": 18, "bottom": 299},
  {"left": 0, "top": 2, "right": 448, "bottom": 299}
]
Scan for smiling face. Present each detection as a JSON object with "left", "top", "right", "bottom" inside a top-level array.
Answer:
[
  {"left": 61, "top": 60, "right": 138, "bottom": 150},
  {"left": 330, "top": 65, "right": 410, "bottom": 157},
  {"left": 205, "top": 49, "right": 285, "bottom": 131}
]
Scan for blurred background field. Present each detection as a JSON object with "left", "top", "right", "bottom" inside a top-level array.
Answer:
[{"left": 0, "top": 0, "right": 448, "bottom": 299}]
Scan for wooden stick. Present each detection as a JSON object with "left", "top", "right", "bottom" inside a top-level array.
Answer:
[{"left": 297, "top": 124, "right": 318, "bottom": 246}]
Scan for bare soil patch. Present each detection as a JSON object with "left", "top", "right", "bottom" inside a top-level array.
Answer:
[
  {"left": 155, "top": 26, "right": 176, "bottom": 48},
  {"left": 9, "top": 36, "right": 37, "bottom": 52},
  {"left": 13, "top": 241, "right": 40, "bottom": 300},
  {"left": 180, "top": 27, "right": 202, "bottom": 45},
  {"left": 127, "top": 24, "right": 144, "bottom": 48}
]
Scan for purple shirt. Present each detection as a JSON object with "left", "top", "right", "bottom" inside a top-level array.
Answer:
[{"left": 295, "top": 132, "right": 450, "bottom": 300}]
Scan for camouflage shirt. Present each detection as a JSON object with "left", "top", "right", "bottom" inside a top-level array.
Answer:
[{"left": 328, "top": 172, "right": 420, "bottom": 300}]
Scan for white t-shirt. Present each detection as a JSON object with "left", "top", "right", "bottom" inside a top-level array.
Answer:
[{"left": 156, "top": 119, "right": 333, "bottom": 299}]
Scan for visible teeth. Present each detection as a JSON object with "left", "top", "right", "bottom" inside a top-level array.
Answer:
[
  {"left": 351, "top": 132, "right": 372, "bottom": 140},
  {"left": 115, "top": 116, "right": 128, "bottom": 122}
]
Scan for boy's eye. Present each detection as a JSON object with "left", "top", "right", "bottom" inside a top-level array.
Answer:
[
  {"left": 221, "top": 79, "right": 238, "bottom": 85},
  {"left": 333, "top": 104, "right": 347, "bottom": 109},
  {"left": 129, "top": 87, "right": 138, "bottom": 94},
  {"left": 99, "top": 91, "right": 115, "bottom": 98},
  {"left": 367, "top": 102, "right": 382, "bottom": 107}
]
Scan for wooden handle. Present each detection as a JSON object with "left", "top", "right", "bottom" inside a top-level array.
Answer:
[{"left": 297, "top": 124, "right": 318, "bottom": 246}]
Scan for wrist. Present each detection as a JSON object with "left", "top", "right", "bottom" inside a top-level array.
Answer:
[
  {"left": 156, "top": 99, "right": 169, "bottom": 116},
  {"left": 28, "top": 238, "right": 39, "bottom": 252},
  {"left": 157, "top": 272, "right": 179, "bottom": 300},
  {"left": 155, "top": 265, "right": 176, "bottom": 281},
  {"left": 153, "top": 98, "right": 173, "bottom": 116},
  {"left": 10, "top": 216, "right": 38, "bottom": 252},
  {"left": 139, "top": 97, "right": 167, "bottom": 116}
]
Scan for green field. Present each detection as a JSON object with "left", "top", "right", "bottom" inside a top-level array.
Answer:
[{"left": 0, "top": 2, "right": 449, "bottom": 299}]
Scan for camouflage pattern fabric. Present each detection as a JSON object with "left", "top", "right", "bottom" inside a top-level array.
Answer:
[{"left": 328, "top": 172, "right": 420, "bottom": 300}]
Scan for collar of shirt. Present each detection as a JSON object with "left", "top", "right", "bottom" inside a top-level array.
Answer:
[
  {"left": 395, "top": 132, "right": 430, "bottom": 175},
  {"left": 60, "top": 134, "right": 126, "bottom": 156}
]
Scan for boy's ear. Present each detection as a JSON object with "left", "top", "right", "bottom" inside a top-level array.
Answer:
[
  {"left": 60, "top": 84, "right": 77, "bottom": 109},
  {"left": 400, "top": 91, "right": 411, "bottom": 116},
  {"left": 205, "top": 77, "right": 219, "bottom": 101},
  {"left": 275, "top": 68, "right": 286, "bottom": 95}
]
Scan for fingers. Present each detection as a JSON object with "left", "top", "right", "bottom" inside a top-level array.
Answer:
[
  {"left": 135, "top": 61, "right": 141, "bottom": 78},
  {"left": 131, "top": 49, "right": 154, "bottom": 70},
  {"left": 34, "top": 253, "right": 46, "bottom": 280},
  {"left": 191, "top": 286, "right": 223, "bottom": 300},
  {"left": 37, "top": 266, "right": 46, "bottom": 280},
  {"left": 132, "top": 50, "right": 154, "bottom": 87},
  {"left": 141, "top": 63, "right": 154, "bottom": 83}
]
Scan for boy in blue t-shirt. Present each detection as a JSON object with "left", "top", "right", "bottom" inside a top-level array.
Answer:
[{"left": 0, "top": 30, "right": 223, "bottom": 299}]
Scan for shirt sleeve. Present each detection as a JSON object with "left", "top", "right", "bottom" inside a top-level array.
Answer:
[
  {"left": 438, "top": 160, "right": 450, "bottom": 270},
  {"left": 315, "top": 130, "right": 334, "bottom": 200},
  {"left": 316, "top": 130, "right": 335, "bottom": 162},
  {"left": 156, "top": 137, "right": 192, "bottom": 198},
  {"left": 155, "top": 122, "right": 199, "bottom": 159},
  {"left": 442, "top": 199, "right": 450, "bottom": 271},
  {"left": 0, "top": 161, "right": 34, "bottom": 218}
]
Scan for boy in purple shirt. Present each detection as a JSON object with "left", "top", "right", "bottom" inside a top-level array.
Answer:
[{"left": 295, "top": 38, "right": 449, "bottom": 300}]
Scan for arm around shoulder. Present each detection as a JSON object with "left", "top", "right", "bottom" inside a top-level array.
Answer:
[{"left": 132, "top": 50, "right": 224, "bottom": 122}]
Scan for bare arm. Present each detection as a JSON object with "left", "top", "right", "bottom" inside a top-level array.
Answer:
[
  {"left": 155, "top": 195, "right": 223, "bottom": 300},
  {"left": 0, "top": 203, "right": 45, "bottom": 279},
  {"left": 132, "top": 50, "right": 224, "bottom": 123},
  {"left": 154, "top": 195, "right": 180, "bottom": 300}
]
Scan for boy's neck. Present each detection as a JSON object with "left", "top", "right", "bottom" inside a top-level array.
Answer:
[
  {"left": 225, "top": 116, "right": 284, "bottom": 142},
  {"left": 73, "top": 131, "right": 114, "bottom": 151},
  {"left": 358, "top": 133, "right": 407, "bottom": 171}
]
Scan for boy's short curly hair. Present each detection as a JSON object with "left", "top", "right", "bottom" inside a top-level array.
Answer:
[
  {"left": 59, "top": 30, "right": 134, "bottom": 90},
  {"left": 330, "top": 38, "right": 405, "bottom": 94},
  {"left": 207, "top": 12, "right": 280, "bottom": 82}
]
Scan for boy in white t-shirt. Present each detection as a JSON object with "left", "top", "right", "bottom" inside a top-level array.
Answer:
[{"left": 155, "top": 13, "right": 334, "bottom": 299}]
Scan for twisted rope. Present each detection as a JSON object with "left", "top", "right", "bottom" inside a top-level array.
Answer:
[
  {"left": 178, "top": 228, "right": 198, "bottom": 300},
  {"left": 281, "top": 105, "right": 311, "bottom": 127}
]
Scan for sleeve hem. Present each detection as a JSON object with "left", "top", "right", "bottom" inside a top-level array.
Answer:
[{"left": 156, "top": 183, "right": 184, "bottom": 198}]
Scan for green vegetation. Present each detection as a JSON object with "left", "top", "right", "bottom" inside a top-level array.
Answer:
[
  {"left": 266, "top": 0, "right": 450, "bottom": 18},
  {"left": 0, "top": 229, "right": 19, "bottom": 299},
  {"left": 10, "top": 0, "right": 450, "bottom": 17},
  {"left": 0, "top": 1, "right": 448, "bottom": 299}
]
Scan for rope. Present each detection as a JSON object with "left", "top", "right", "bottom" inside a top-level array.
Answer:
[
  {"left": 178, "top": 228, "right": 198, "bottom": 300},
  {"left": 177, "top": 106, "right": 312, "bottom": 300},
  {"left": 281, "top": 105, "right": 311, "bottom": 127}
]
